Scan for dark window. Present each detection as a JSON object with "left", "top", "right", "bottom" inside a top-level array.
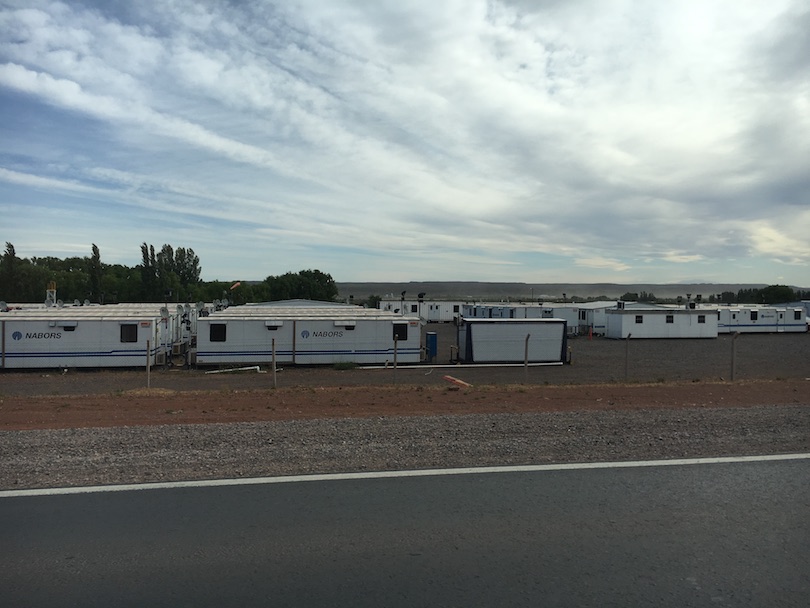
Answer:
[
  {"left": 579, "top": 311, "right": 587, "bottom": 321},
  {"left": 453, "top": 305, "right": 460, "bottom": 313},
  {"left": 344, "top": 325, "right": 355, "bottom": 331},
  {"left": 795, "top": 310, "right": 802, "bottom": 321},
  {"left": 393, "top": 323, "right": 408, "bottom": 341},
  {"left": 63, "top": 326, "right": 76, "bottom": 332},
  {"left": 120, "top": 324, "right": 138, "bottom": 343},
  {"left": 635, "top": 315, "right": 643, "bottom": 324},
  {"left": 411, "top": 304, "right": 418, "bottom": 313},
  {"left": 698, "top": 315, "right": 706, "bottom": 324},
  {"left": 266, "top": 325, "right": 279, "bottom": 331},
  {"left": 210, "top": 323, "right": 227, "bottom": 342},
  {"left": 666, "top": 315, "right": 674, "bottom": 324},
  {"left": 750, "top": 310, "right": 758, "bottom": 321}
]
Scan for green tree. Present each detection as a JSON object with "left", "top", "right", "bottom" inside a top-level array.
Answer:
[
  {"left": 89, "top": 244, "right": 102, "bottom": 302},
  {"left": 264, "top": 269, "right": 338, "bottom": 302},
  {"left": 139, "top": 243, "right": 158, "bottom": 300},
  {"left": 758, "top": 284, "right": 796, "bottom": 304}
]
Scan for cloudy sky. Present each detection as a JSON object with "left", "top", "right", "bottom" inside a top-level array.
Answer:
[{"left": 1, "top": 1, "right": 808, "bottom": 285}]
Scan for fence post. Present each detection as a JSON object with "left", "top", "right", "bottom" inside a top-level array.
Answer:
[
  {"left": 393, "top": 336, "right": 398, "bottom": 383},
  {"left": 524, "top": 333, "right": 531, "bottom": 384},
  {"left": 146, "top": 339, "right": 151, "bottom": 389},
  {"left": 731, "top": 332, "right": 740, "bottom": 381},
  {"left": 624, "top": 333, "right": 631, "bottom": 381},
  {"left": 272, "top": 338, "right": 277, "bottom": 389}
]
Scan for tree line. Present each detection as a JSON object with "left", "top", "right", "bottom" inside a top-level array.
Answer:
[
  {"left": 0, "top": 242, "right": 338, "bottom": 304},
  {"left": 617, "top": 285, "right": 809, "bottom": 305}
]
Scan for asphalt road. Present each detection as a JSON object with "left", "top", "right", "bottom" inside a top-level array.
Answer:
[{"left": 2, "top": 458, "right": 808, "bottom": 607}]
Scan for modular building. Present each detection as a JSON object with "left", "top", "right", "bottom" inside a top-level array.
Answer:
[
  {"left": 716, "top": 306, "right": 806, "bottom": 333},
  {"left": 605, "top": 307, "right": 718, "bottom": 339},
  {"left": 379, "top": 298, "right": 462, "bottom": 322},
  {"left": 0, "top": 301, "right": 198, "bottom": 369},
  {"left": 461, "top": 303, "right": 589, "bottom": 336},
  {"left": 456, "top": 318, "right": 568, "bottom": 364},
  {"left": 195, "top": 306, "right": 422, "bottom": 365},
  {"left": 0, "top": 309, "right": 172, "bottom": 369}
]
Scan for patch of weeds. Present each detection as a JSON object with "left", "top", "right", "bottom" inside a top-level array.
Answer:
[{"left": 333, "top": 361, "right": 357, "bottom": 370}]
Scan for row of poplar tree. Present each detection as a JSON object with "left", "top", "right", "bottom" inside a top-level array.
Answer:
[{"left": 0, "top": 242, "right": 338, "bottom": 304}]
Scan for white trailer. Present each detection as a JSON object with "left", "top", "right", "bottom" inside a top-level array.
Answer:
[
  {"left": 456, "top": 318, "right": 568, "bottom": 364},
  {"left": 716, "top": 307, "right": 807, "bottom": 333},
  {"left": 0, "top": 311, "right": 168, "bottom": 369},
  {"left": 605, "top": 308, "right": 717, "bottom": 339},
  {"left": 196, "top": 312, "right": 422, "bottom": 365},
  {"left": 380, "top": 299, "right": 462, "bottom": 322}
]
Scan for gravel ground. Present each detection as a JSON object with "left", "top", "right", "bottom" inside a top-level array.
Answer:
[
  {"left": 2, "top": 403, "right": 808, "bottom": 491},
  {"left": 1, "top": 329, "right": 808, "bottom": 491}
]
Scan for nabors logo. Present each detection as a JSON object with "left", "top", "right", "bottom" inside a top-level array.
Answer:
[
  {"left": 17, "top": 332, "right": 62, "bottom": 340},
  {"left": 300, "top": 330, "right": 344, "bottom": 339}
]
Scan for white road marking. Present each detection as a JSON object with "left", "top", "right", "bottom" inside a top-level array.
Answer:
[{"left": 2, "top": 453, "right": 809, "bottom": 499}]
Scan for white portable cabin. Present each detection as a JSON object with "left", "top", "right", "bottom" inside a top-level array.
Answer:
[
  {"left": 0, "top": 309, "right": 169, "bottom": 369},
  {"left": 196, "top": 306, "right": 422, "bottom": 365},
  {"left": 0, "top": 302, "right": 198, "bottom": 369},
  {"left": 456, "top": 318, "right": 568, "bottom": 364},
  {"left": 605, "top": 307, "right": 718, "bottom": 339},
  {"left": 461, "top": 303, "right": 584, "bottom": 336},
  {"left": 716, "top": 307, "right": 807, "bottom": 333},
  {"left": 379, "top": 299, "right": 462, "bottom": 322}
]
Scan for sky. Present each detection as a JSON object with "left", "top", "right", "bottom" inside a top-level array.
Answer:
[{"left": 1, "top": 0, "right": 808, "bottom": 286}]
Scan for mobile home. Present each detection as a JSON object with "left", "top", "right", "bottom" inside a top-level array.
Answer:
[
  {"left": 716, "top": 306, "right": 806, "bottom": 333},
  {"left": 0, "top": 310, "right": 170, "bottom": 369},
  {"left": 195, "top": 306, "right": 422, "bottom": 365},
  {"left": 605, "top": 308, "right": 718, "bottom": 339}
]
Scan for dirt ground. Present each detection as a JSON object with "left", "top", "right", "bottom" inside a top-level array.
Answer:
[
  {"left": 2, "top": 330, "right": 808, "bottom": 431},
  {"left": 1, "top": 372, "right": 808, "bottom": 431}
]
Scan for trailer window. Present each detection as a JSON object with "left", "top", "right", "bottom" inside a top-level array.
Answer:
[
  {"left": 410, "top": 304, "right": 418, "bottom": 313},
  {"left": 453, "top": 305, "right": 460, "bottom": 313},
  {"left": 795, "top": 310, "right": 802, "bottom": 321},
  {"left": 635, "top": 315, "right": 643, "bottom": 324},
  {"left": 210, "top": 324, "right": 227, "bottom": 342},
  {"left": 750, "top": 311, "right": 758, "bottom": 321},
  {"left": 393, "top": 323, "right": 408, "bottom": 341},
  {"left": 579, "top": 311, "right": 587, "bottom": 321},
  {"left": 698, "top": 315, "right": 706, "bottom": 324},
  {"left": 666, "top": 315, "right": 674, "bottom": 324},
  {"left": 120, "top": 324, "right": 138, "bottom": 343}
]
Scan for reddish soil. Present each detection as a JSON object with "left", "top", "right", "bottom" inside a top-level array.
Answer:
[{"left": 1, "top": 378, "right": 808, "bottom": 431}]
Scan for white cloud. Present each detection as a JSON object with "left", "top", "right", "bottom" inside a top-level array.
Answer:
[{"left": 1, "top": 0, "right": 808, "bottom": 285}]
